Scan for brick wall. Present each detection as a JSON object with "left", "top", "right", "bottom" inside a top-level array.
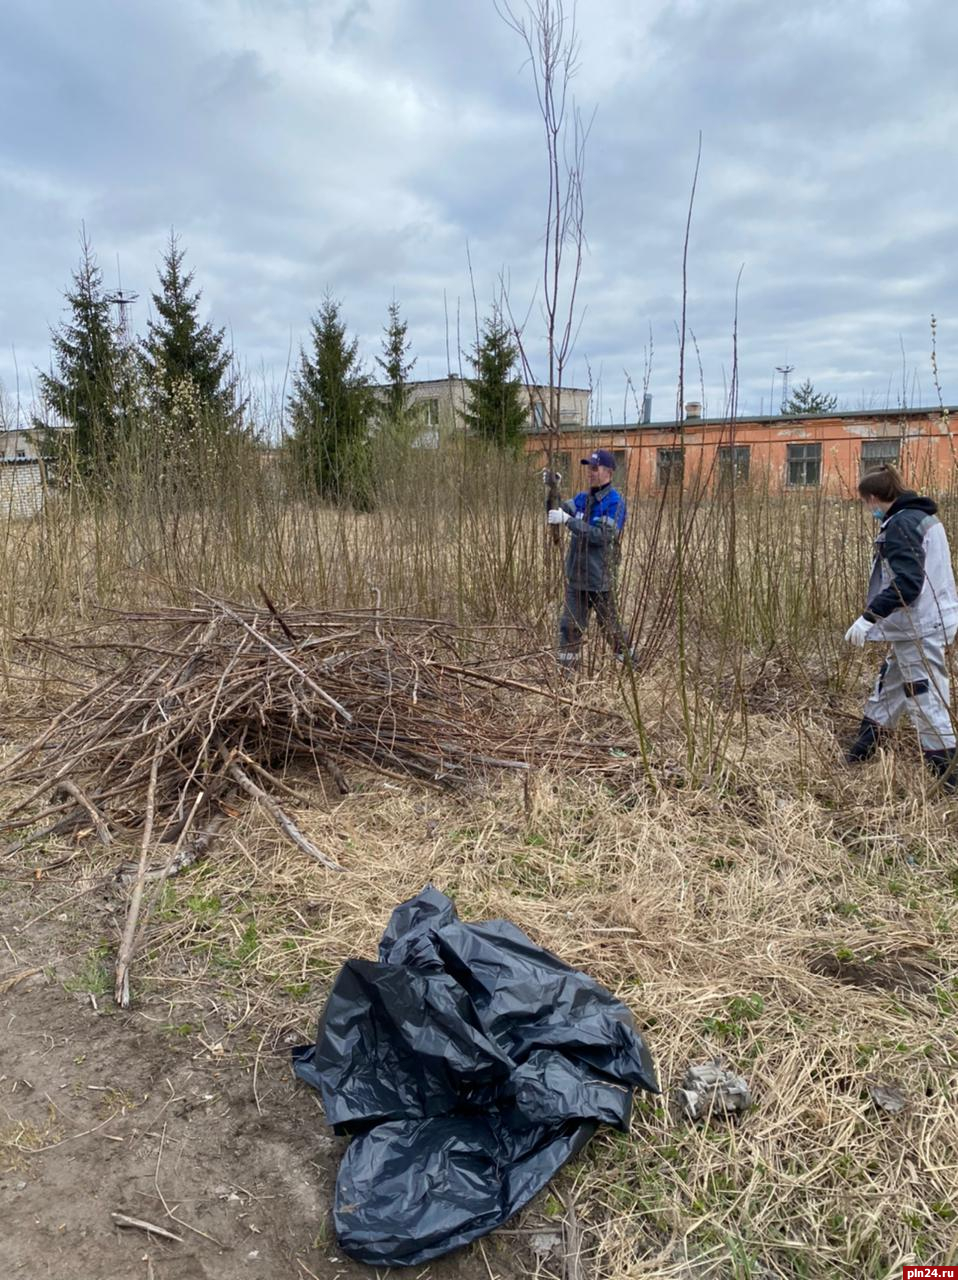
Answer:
[
  {"left": 0, "top": 462, "right": 45, "bottom": 517},
  {"left": 525, "top": 408, "right": 958, "bottom": 496}
]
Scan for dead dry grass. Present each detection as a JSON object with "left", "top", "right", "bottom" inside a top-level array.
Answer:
[
  {"left": 4, "top": 669, "right": 956, "bottom": 1279},
  {"left": 3, "top": 467, "right": 958, "bottom": 1278}
]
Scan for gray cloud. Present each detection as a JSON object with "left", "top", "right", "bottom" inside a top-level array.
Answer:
[{"left": 1, "top": 0, "right": 956, "bottom": 424}]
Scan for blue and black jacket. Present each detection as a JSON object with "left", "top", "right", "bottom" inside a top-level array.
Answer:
[{"left": 560, "top": 482, "right": 627, "bottom": 592}]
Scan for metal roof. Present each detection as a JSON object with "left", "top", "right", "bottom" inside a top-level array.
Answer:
[{"left": 542, "top": 405, "right": 958, "bottom": 434}]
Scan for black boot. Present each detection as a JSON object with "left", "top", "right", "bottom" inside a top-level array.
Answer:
[
  {"left": 923, "top": 749, "right": 958, "bottom": 791},
  {"left": 845, "top": 717, "right": 887, "bottom": 765}
]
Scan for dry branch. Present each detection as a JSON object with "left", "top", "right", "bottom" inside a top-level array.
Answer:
[
  {"left": 113, "top": 813, "right": 225, "bottom": 885},
  {"left": 1, "top": 596, "right": 633, "bottom": 913},
  {"left": 111, "top": 1212, "right": 183, "bottom": 1244},
  {"left": 114, "top": 748, "right": 160, "bottom": 1008},
  {"left": 227, "top": 759, "right": 342, "bottom": 872},
  {"left": 58, "top": 779, "right": 113, "bottom": 845}
]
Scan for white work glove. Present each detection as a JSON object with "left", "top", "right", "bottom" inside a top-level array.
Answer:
[
  {"left": 541, "top": 468, "right": 561, "bottom": 485},
  {"left": 547, "top": 508, "right": 571, "bottom": 526},
  {"left": 844, "top": 616, "right": 872, "bottom": 647}
]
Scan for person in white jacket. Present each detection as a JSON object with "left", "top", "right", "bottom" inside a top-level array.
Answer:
[{"left": 844, "top": 465, "right": 958, "bottom": 784}]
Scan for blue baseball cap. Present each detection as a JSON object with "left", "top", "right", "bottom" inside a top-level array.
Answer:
[{"left": 581, "top": 449, "right": 616, "bottom": 470}]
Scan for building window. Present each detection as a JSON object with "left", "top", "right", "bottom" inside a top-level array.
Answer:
[
  {"left": 420, "top": 398, "right": 440, "bottom": 428},
  {"left": 657, "top": 447, "right": 684, "bottom": 488},
  {"left": 717, "top": 444, "right": 750, "bottom": 485},
  {"left": 542, "top": 451, "right": 571, "bottom": 483},
  {"left": 860, "top": 438, "right": 901, "bottom": 475},
  {"left": 559, "top": 407, "right": 580, "bottom": 425},
  {"left": 786, "top": 442, "right": 821, "bottom": 487},
  {"left": 532, "top": 402, "right": 546, "bottom": 431}
]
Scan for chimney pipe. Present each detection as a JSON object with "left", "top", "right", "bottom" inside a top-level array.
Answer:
[
  {"left": 642, "top": 393, "right": 652, "bottom": 424},
  {"left": 685, "top": 401, "right": 702, "bottom": 420}
]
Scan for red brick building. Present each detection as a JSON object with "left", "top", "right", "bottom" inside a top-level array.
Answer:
[{"left": 526, "top": 405, "right": 958, "bottom": 496}]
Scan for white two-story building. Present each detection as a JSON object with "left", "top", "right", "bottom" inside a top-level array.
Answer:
[
  {"left": 379, "top": 375, "right": 591, "bottom": 448},
  {"left": 0, "top": 429, "right": 46, "bottom": 517}
]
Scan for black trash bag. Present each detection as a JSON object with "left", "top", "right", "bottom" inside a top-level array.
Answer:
[{"left": 293, "top": 886, "right": 658, "bottom": 1268}]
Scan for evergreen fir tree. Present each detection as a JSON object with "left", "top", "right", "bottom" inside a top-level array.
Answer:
[
  {"left": 140, "top": 232, "right": 240, "bottom": 435},
  {"left": 463, "top": 309, "right": 528, "bottom": 452},
  {"left": 782, "top": 378, "right": 838, "bottom": 415},
  {"left": 376, "top": 299, "right": 416, "bottom": 427},
  {"left": 286, "top": 295, "right": 376, "bottom": 508},
  {"left": 35, "top": 231, "right": 126, "bottom": 474}
]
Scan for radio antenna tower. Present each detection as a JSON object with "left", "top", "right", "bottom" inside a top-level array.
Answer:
[
  {"left": 107, "top": 290, "right": 139, "bottom": 346},
  {"left": 776, "top": 364, "right": 794, "bottom": 413},
  {"left": 107, "top": 257, "right": 138, "bottom": 345}
]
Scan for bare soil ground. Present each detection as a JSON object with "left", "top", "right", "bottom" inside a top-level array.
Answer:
[
  {"left": 3, "top": 706, "right": 958, "bottom": 1279},
  {"left": 0, "top": 886, "right": 527, "bottom": 1280}
]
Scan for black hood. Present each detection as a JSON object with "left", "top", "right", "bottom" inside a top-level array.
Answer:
[{"left": 885, "top": 492, "right": 937, "bottom": 519}]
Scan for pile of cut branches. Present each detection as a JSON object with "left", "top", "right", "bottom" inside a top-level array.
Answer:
[
  {"left": 1, "top": 595, "right": 631, "bottom": 880},
  {"left": 2, "top": 593, "right": 644, "bottom": 1005}
]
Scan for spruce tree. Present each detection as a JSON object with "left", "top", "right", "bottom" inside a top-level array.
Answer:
[
  {"left": 376, "top": 300, "right": 415, "bottom": 427},
  {"left": 782, "top": 378, "right": 838, "bottom": 415},
  {"left": 463, "top": 308, "right": 528, "bottom": 453},
  {"left": 287, "top": 295, "right": 376, "bottom": 508},
  {"left": 35, "top": 231, "right": 125, "bottom": 474},
  {"left": 140, "top": 232, "right": 240, "bottom": 435}
]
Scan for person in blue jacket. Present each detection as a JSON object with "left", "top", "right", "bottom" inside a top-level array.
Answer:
[{"left": 546, "top": 449, "right": 634, "bottom": 668}]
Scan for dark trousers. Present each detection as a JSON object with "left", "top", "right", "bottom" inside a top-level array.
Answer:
[{"left": 559, "top": 586, "right": 631, "bottom": 656}]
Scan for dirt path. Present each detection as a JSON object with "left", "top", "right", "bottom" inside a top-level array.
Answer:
[{"left": 0, "top": 897, "right": 528, "bottom": 1280}]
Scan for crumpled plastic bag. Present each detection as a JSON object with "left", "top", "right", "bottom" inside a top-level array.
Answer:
[{"left": 293, "top": 886, "right": 658, "bottom": 1267}]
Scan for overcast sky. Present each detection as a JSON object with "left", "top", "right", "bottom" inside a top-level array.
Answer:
[{"left": 2, "top": 0, "right": 956, "bottom": 427}]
